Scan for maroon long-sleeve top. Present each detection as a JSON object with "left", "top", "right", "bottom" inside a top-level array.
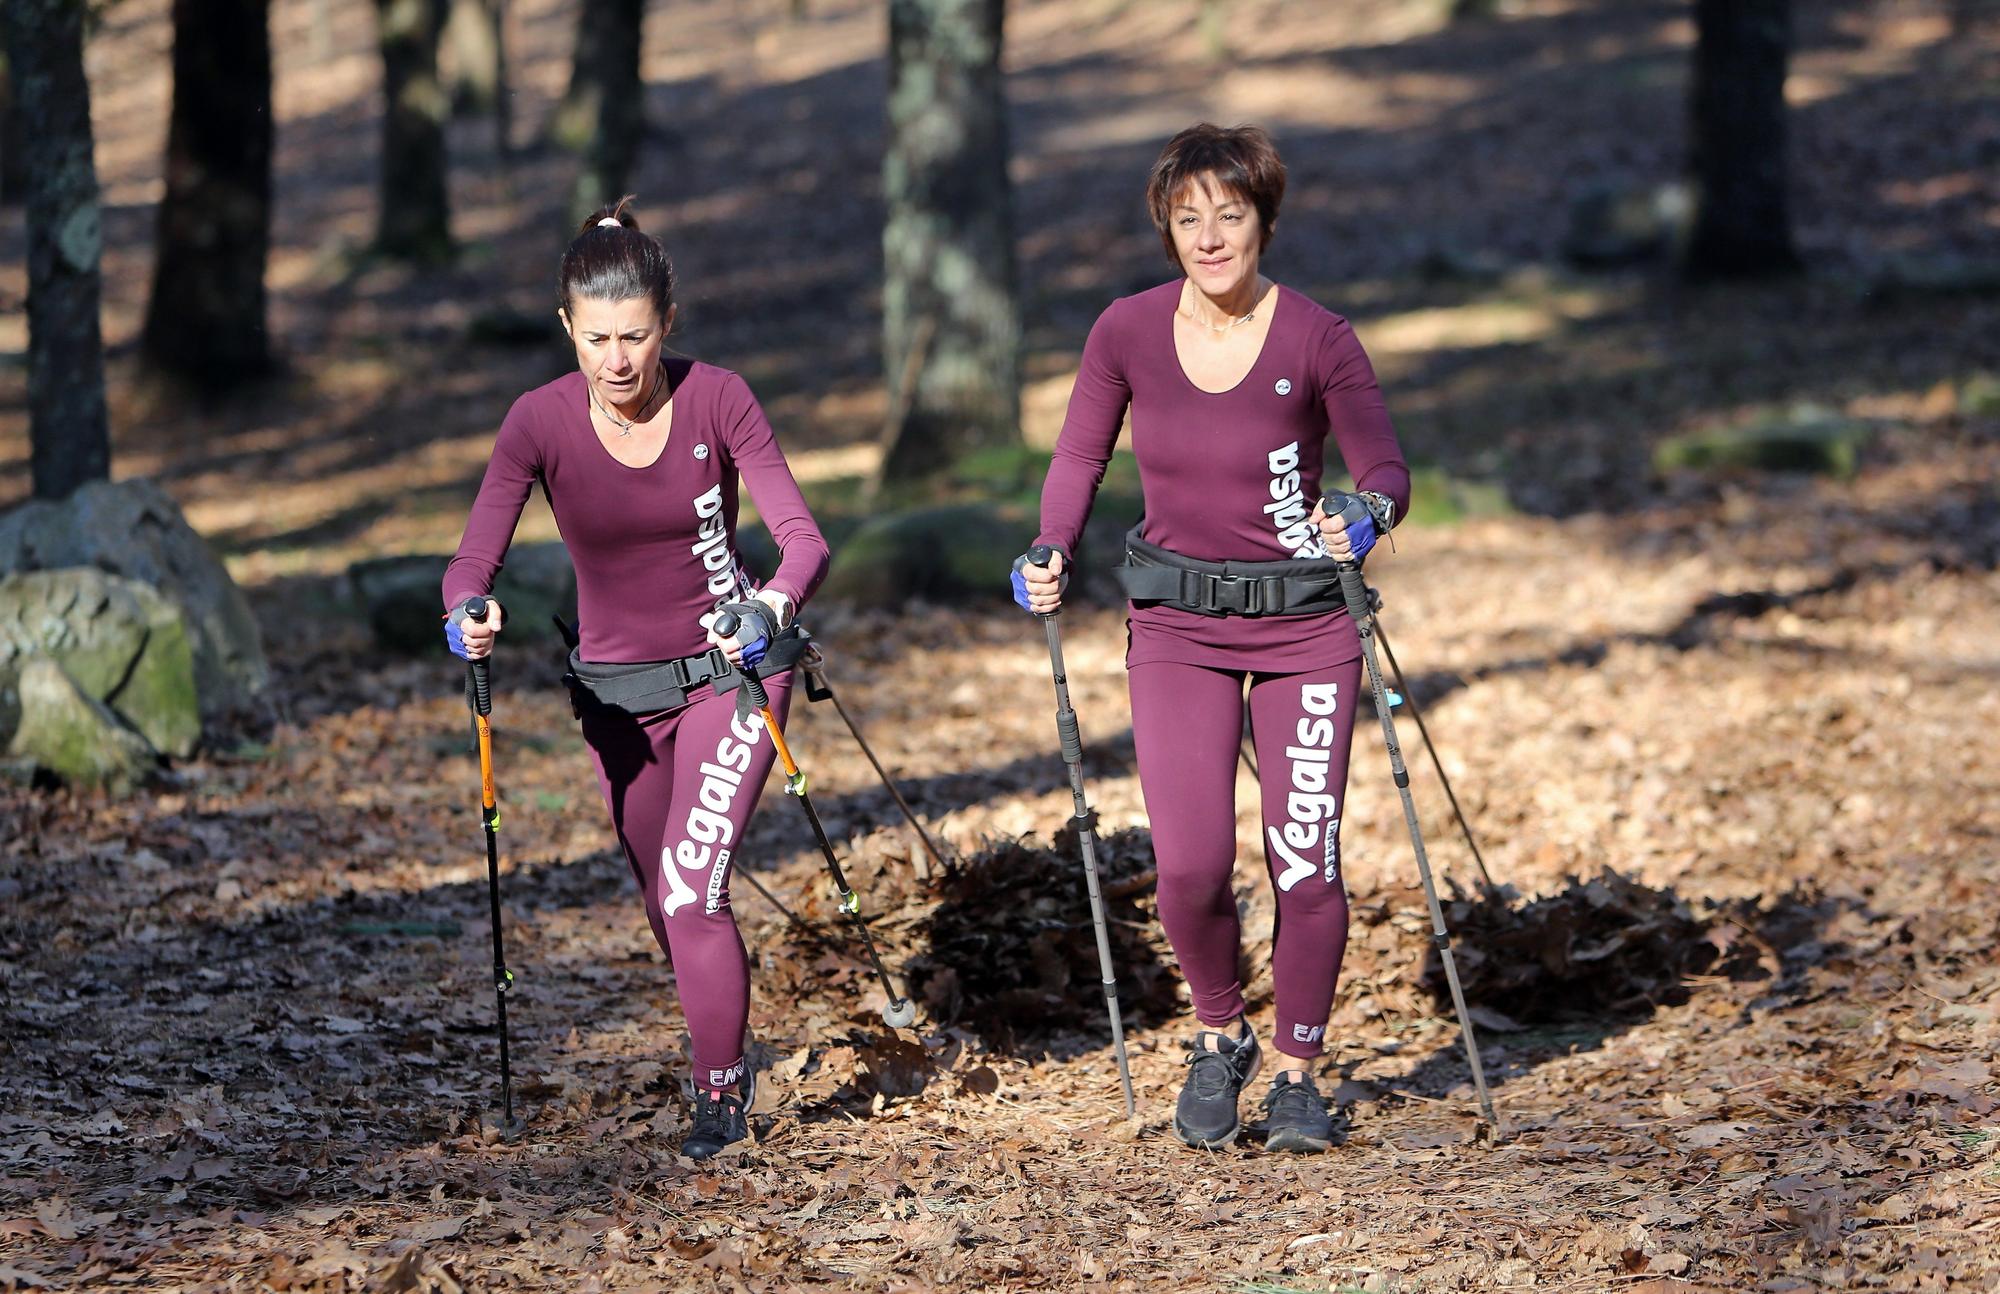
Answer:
[
  {"left": 444, "top": 361, "right": 829, "bottom": 664},
  {"left": 1036, "top": 281, "right": 1410, "bottom": 672}
]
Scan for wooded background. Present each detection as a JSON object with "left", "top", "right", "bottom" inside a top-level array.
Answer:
[{"left": 0, "top": 2, "right": 1996, "bottom": 1291}]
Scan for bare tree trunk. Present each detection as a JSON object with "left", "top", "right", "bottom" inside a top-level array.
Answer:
[
  {"left": 1, "top": 52, "right": 26, "bottom": 205},
  {"left": 142, "top": 0, "right": 274, "bottom": 390},
  {"left": 1682, "top": 0, "right": 1801, "bottom": 279},
  {"left": 444, "top": 0, "right": 510, "bottom": 157},
  {"left": 552, "top": 0, "right": 644, "bottom": 223},
  {"left": 375, "top": 0, "right": 452, "bottom": 261},
  {"left": 1, "top": 0, "right": 111, "bottom": 500},
  {"left": 879, "top": 0, "right": 1021, "bottom": 486}
]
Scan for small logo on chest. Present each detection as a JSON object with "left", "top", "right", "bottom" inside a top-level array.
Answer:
[
  {"left": 1274, "top": 378, "right": 1293, "bottom": 396},
  {"left": 693, "top": 443, "right": 710, "bottom": 460}
]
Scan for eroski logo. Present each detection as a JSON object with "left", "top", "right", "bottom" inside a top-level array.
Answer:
[
  {"left": 660, "top": 708, "right": 765, "bottom": 917},
  {"left": 1266, "top": 682, "right": 1342, "bottom": 892},
  {"left": 1264, "top": 442, "right": 1329, "bottom": 559}
]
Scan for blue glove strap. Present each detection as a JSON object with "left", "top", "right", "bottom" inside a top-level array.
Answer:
[
  {"left": 445, "top": 619, "right": 470, "bottom": 660},
  {"left": 1010, "top": 549, "right": 1066, "bottom": 613},
  {"left": 1343, "top": 512, "right": 1378, "bottom": 563},
  {"left": 718, "top": 601, "right": 775, "bottom": 667}
]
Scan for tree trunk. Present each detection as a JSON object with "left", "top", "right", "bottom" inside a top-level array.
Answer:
[
  {"left": 142, "top": 0, "right": 274, "bottom": 390},
  {"left": 1682, "top": 0, "right": 1800, "bottom": 279},
  {"left": 444, "top": 0, "right": 509, "bottom": 157},
  {"left": 375, "top": 0, "right": 452, "bottom": 261},
  {"left": 879, "top": 0, "right": 1021, "bottom": 486},
  {"left": 0, "top": 0, "right": 111, "bottom": 500},
  {"left": 552, "top": 0, "right": 644, "bottom": 224},
  {"left": 1, "top": 52, "right": 27, "bottom": 205}
]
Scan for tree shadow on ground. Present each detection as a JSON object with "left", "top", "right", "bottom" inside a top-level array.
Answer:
[{"left": 1372, "top": 481, "right": 2000, "bottom": 717}]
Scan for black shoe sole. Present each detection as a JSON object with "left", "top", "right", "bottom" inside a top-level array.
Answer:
[
  {"left": 1263, "top": 1125, "right": 1332, "bottom": 1154},
  {"left": 1174, "top": 1116, "right": 1241, "bottom": 1150}
]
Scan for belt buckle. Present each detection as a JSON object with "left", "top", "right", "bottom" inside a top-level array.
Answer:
[
  {"left": 1207, "top": 570, "right": 1251, "bottom": 615},
  {"left": 1178, "top": 569, "right": 1209, "bottom": 610}
]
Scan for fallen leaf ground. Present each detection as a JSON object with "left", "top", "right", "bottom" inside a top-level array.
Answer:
[{"left": 2, "top": 0, "right": 1998, "bottom": 1290}]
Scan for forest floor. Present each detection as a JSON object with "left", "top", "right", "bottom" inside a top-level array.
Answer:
[{"left": 3, "top": 0, "right": 1999, "bottom": 1291}]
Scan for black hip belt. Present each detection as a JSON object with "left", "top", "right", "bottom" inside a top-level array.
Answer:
[
  {"left": 1112, "top": 526, "right": 1352, "bottom": 619},
  {"left": 562, "top": 625, "right": 812, "bottom": 717}
]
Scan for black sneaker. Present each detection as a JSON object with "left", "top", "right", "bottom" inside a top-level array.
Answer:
[
  {"left": 1173, "top": 1024, "right": 1261, "bottom": 1149},
  {"left": 1260, "top": 1071, "right": 1334, "bottom": 1153},
  {"left": 683, "top": 1072, "right": 755, "bottom": 1161}
]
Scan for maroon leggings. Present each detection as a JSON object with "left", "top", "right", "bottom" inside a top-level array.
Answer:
[
  {"left": 582, "top": 675, "right": 791, "bottom": 1091},
  {"left": 1128, "top": 658, "right": 1362, "bottom": 1061}
]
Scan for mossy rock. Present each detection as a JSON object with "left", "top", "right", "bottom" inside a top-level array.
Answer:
[
  {"left": 1654, "top": 406, "right": 1872, "bottom": 479},
  {"left": 1958, "top": 372, "right": 2000, "bottom": 418},
  {"left": 352, "top": 543, "right": 578, "bottom": 653},
  {"left": 0, "top": 479, "right": 267, "bottom": 721},
  {"left": 8, "top": 655, "right": 157, "bottom": 794},
  {"left": 820, "top": 503, "right": 1035, "bottom": 609},
  {"left": 0, "top": 569, "right": 199, "bottom": 758}
]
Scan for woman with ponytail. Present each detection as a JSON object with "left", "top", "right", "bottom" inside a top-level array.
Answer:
[{"left": 442, "top": 198, "right": 829, "bottom": 1160}]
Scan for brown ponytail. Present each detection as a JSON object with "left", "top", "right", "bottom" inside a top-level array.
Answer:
[{"left": 558, "top": 195, "right": 676, "bottom": 322}]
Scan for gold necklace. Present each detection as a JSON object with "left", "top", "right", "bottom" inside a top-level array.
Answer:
[
  {"left": 590, "top": 363, "right": 666, "bottom": 437},
  {"left": 1181, "top": 281, "right": 1259, "bottom": 334}
]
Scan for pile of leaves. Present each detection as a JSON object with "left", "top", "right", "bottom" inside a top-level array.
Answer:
[
  {"left": 1418, "top": 870, "right": 1828, "bottom": 1026},
  {"left": 903, "top": 827, "right": 1182, "bottom": 1055}
]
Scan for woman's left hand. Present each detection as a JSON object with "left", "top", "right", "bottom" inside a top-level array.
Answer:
[
  {"left": 1310, "top": 493, "right": 1378, "bottom": 564},
  {"left": 701, "top": 589, "right": 792, "bottom": 666}
]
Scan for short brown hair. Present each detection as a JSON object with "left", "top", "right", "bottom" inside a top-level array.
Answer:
[{"left": 1145, "top": 123, "right": 1286, "bottom": 263}]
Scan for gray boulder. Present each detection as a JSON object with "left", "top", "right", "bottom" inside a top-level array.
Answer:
[
  {"left": 351, "top": 541, "right": 577, "bottom": 653},
  {"left": 0, "top": 568, "right": 200, "bottom": 757},
  {"left": 819, "top": 503, "right": 1030, "bottom": 609},
  {"left": 0, "top": 479, "right": 268, "bottom": 720},
  {"left": 8, "top": 655, "right": 158, "bottom": 793},
  {"left": 1564, "top": 181, "right": 1691, "bottom": 269}
]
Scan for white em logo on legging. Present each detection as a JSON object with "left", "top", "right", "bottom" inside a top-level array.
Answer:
[
  {"left": 661, "top": 708, "right": 765, "bottom": 916},
  {"left": 1267, "top": 682, "right": 1342, "bottom": 892}
]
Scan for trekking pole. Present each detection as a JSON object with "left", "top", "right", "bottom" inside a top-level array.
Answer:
[
  {"left": 1373, "top": 621, "right": 1498, "bottom": 893},
  {"left": 1018, "top": 548, "right": 1138, "bottom": 1121},
  {"left": 461, "top": 596, "right": 520, "bottom": 1135},
  {"left": 798, "top": 645, "right": 954, "bottom": 872},
  {"left": 1319, "top": 501, "right": 1500, "bottom": 1132},
  {"left": 710, "top": 611, "right": 918, "bottom": 1030}
]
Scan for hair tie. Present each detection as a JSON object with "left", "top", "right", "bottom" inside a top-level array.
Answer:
[{"left": 597, "top": 216, "right": 621, "bottom": 229}]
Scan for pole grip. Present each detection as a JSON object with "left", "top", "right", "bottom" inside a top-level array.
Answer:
[
  {"left": 1336, "top": 564, "right": 1374, "bottom": 625},
  {"left": 712, "top": 609, "right": 770, "bottom": 710},
  {"left": 464, "top": 596, "right": 493, "bottom": 716},
  {"left": 1057, "top": 708, "right": 1083, "bottom": 763},
  {"left": 1318, "top": 493, "right": 1378, "bottom": 626},
  {"left": 1022, "top": 545, "right": 1060, "bottom": 620}
]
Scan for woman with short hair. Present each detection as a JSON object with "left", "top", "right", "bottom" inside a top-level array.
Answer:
[{"left": 1015, "top": 124, "right": 1410, "bottom": 1152}]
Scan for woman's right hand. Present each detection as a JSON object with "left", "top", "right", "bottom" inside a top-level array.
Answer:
[
  {"left": 1011, "top": 549, "right": 1067, "bottom": 616},
  {"left": 447, "top": 597, "right": 506, "bottom": 660}
]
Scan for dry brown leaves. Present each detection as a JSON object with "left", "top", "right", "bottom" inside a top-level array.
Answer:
[{"left": 3, "top": 0, "right": 2000, "bottom": 1290}]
